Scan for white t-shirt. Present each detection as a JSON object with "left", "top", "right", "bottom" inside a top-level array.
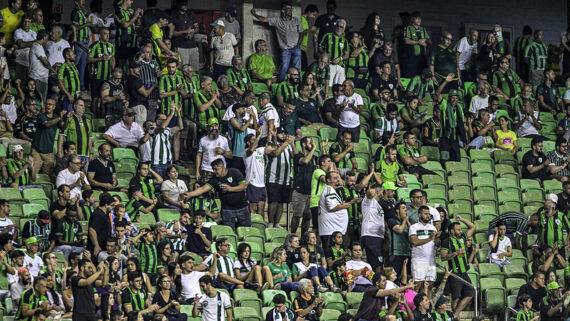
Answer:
[
  {"left": 28, "top": 42, "right": 48, "bottom": 81},
  {"left": 197, "top": 290, "right": 232, "bottom": 321},
  {"left": 337, "top": 93, "right": 363, "bottom": 128},
  {"left": 408, "top": 222, "right": 437, "bottom": 264},
  {"left": 222, "top": 104, "right": 258, "bottom": 122},
  {"left": 233, "top": 259, "right": 257, "bottom": 276},
  {"left": 55, "top": 168, "right": 90, "bottom": 200},
  {"left": 488, "top": 234, "right": 512, "bottom": 261},
  {"left": 243, "top": 147, "right": 265, "bottom": 188},
  {"left": 318, "top": 185, "right": 348, "bottom": 236},
  {"left": 104, "top": 121, "right": 145, "bottom": 148},
  {"left": 259, "top": 103, "right": 280, "bottom": 139},
  {"left": 161, "top": 179, "right": 188, "bottom": 203},
  {"left": 293, "top": 261, "right": 317, "bottom": 276},
  {"left": 0, "top": 217, "right": 14, "bottom": 235},
  {"left": 46, "top": 39, "right": 71, "bottom": 66},
  {"left": 23, "top": 252, "right": 44, "bottom": 277},
  {"left": 211, "top": 32, "right": 237, "bottom": 66},
  {"left": 14, "top": 28, "right": 37, "bottom": 66},
  {"left": 198, "top": 135, "right": 230, "bottom": 172},
  {"left": 455, "top": 36, "right": 478, "bottom": 70},
  {"left": 516, "top": 110, "right": 541, "bottom": 137},
  {"left": 360, "top": 196, "right": 385, "bottom": 238},
  {"left": 1, "top": 101, "right": 17, "bottom": 124},
  {"left": 180, "top": 271, "right": 205, "bottom": 300},
  {"left": 345, "top": 260, "right": 373, "bottom": 287},
  {"left": 469, "top": 95, "right": 489, "bottom": 114}
]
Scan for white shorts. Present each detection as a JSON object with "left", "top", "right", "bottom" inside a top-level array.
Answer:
[{"left": 411, "top": 261, "right": 436, "bottom": 282}]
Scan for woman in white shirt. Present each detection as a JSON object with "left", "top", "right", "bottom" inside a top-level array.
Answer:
[
  {"left": 291, "top": 246, "right": 339, "bottom": 293},
  {"left": 233, "top": 243, "right": 270, "bottom": 291},
  {"left": 161, "top": 165, "right": 190, "bottom": 211}
]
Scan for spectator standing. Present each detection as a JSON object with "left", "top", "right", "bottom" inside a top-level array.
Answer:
[
  {"left": 243, "top": 133, "right": 267, "bottom": 218},
  {"left": 14, "top": 16, "right": 36, "bottom": 80},
  {"left": 319, "top": 171, "right": 354, "bottom": 248},
  {"left": 266, "top": 128, "right": 295, "bottom": 228},
  {"left": 28, "top": 30, "right": 53, "bottom": 100},
  {"left": 62, "top": 98, "right": 92, "bottom": 163},
  {"left": 31, "top": 98, "right": 61, "bottom": 178},
  {"left": 57, "top": 48, "right": 80, "bottom": 112},
  {"left": 46, "top": 26, "right": 70, "bottom": 66},
  {"left": 0, "top": 0, "right": 24, "bottom": 43},
  {"left": 251, "top": 2, "right": 303, "bottom": 82},
  {"left": 492, "top": 56, "right": 524, "bottom": 101},
  {"left": 537, "top": 69, "right": 563, "bottom": 115},
  {"left": 258, "top": 93, "right": 279, "bottom": 145},
  {"left": 87, "top": 28, "right": 115, "bottom": 118},
  {"left": 193, "top": 76, "right": 222, "bottom": 137},
  {"left": 455, "top": 29, "right": 478, "bottom": 82},
  {"left": 525, "top": 30, "right": 548, "bottom": 86},
  {"left": 387, "top": 201, "right": 412, "bottom": 274},
  {"left": 314, "top": 0, "right": 341, "bottom": 47},
  {"left": 300, "top": 5, "right": 318, "bottom": 70},
  {"left": 101, "top": 68, "right": 131, "bottom": 123},
  {"left": 71, "top": 0, "right": 93, "bottom": 91},
  {"left": 436, "top": 75, "right": 467, "bottom": 162},
  {"left": 402, "top": 11, "right": 430, "bottom": 77},
  {"left": 196, "top": 118, "right": 231, "bottom": 181},
  {"left": 171, "top": 0, "right": 199, "bottom": 69},
  {"left": 337, "top": 80, "right": 364, "bottom": 142},
  {"left": 319, "top": 19, "right": 349, "bottom": 87},
  {"left": 513, "top": 25, "right": 533, "bottom": 82},
  {"left": 115, "top": 0, "right": 142, "bottom": 63},
  {"left": 409, "top": 206, "right": 437, "bottom": 297},
  {"left": 291, "top": 137, "right": 319, "bottom": 234},
  {"left": 430, "top": 32, "right": 461, "bottom": 91},
  {"left": 209, "top": 19, "right": 238, "bottom": 81},
  {"left": 87, "top": 192, "right": 114, "bottom": 257}
]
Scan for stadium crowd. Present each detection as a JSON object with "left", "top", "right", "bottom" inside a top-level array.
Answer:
[{"left": 0, "top": 0, "right": 569, "bottom": 320}]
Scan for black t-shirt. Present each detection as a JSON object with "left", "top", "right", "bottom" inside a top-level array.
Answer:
[
  {"left": 15, "top": 114, "right": 38, "bottom": 141},
  {"left": 207, "top": 168, "right": 248, "bottom": 209},
  {"left": 371, "top": 75, "right": 398, "bottom": 94},
  {"left": 522, "top": 150, "right": 548, "bottom": 179},
  {"left": 293, "top": 294, "right": 318, "bottom": 321},
  {"left": 286, "top": 248, "right": 301, "bottom": 269},
  {"left": 354, "top": 286, "right": 384, "bottom": 320},
  {"left": 71, "top": 276, "right": 96, "bottom": 317},
  {"left": 87, "top": 208, "right": 112, "bottom": 252},
  {"left": 170, "top": 10, "right": 197, "bottom": 48},
  {"left": 49, "top": 200, "right": 70, "bottom": 237},
  {"left": 517, "top": 283, "right": 546, "bottom": 309},
  {"left": 292, "top": 154, "right": 316, "bottom": 194},
  {"left": 541, "top": 296, "right": 563, "bottom": 321},
  {"left": 556, "top": 192, "right": 570, "bottom": 214},
  {"left": 321, "top": 98, "right": 341, "bottom": 128},
  {"left": 308, "top": 245, "right": 326, "bottom": 265},
  {"left": 186, "top": 224, "right": 212, "bottom": 256},
  {"left": 127, "top": 74, "right": 147, "bottom": 107},
  {"left": 414, "top": 309, "right": 435, "bottom": 321},
  {"left": 87, "top": 158, "right": 116, "bottom": 190},
  {"left": 314, "top": 14, "right": 342, "bottom": 42},
  {"left": 379, "top": 198, "right": 396, "bottom": 220},
  {"left": 295, "top": 99, "right": 322, "bottom": 124}
]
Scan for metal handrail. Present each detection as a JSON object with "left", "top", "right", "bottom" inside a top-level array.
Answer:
[
  {"left": 435, "top": 263, "right": 479, "bottom": 316},
  {"left": 505, "top": 307, "right": 518, "bottom": 321}
]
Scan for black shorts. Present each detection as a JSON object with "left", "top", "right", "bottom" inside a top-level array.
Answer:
[
  {"left": 247, "top": 184, "right": 267, "bottom": 203},
  {"left": 90, "top": 79, "right": 104, "bottom": 98},
  {"left": 361, "top": 236, "right": 384, "bottom": 268},
  {"left": 449, "top": 272, "right": 474, "bottom": 300},
  {"left": 266, "top": 183, "right": 291, "bottom": 203}
]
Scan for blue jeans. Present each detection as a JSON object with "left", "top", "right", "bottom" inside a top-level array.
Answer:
[
  {"left": 468, "top": 136, "right": 485, "bottom": 149},
  {"left": 277, "top": 281, "right": 298, "bottom": 293},
  {"left": 221, "top": 206, "right": 251, "bottom": 230},
  {"left": 74, "top": 40, "right": 89, "bottom": 90},
  {"left": 490, "top": 258, "right": 511, "bottom": 269},
  {"left": 305, "top": 266, "right": 329, "bottom": 281},
  {"left": 152, "top": 164, "right": 169, "bottom": 180},
  {"left": 278, "top": 45, "right": 301, "bottom": 82}
]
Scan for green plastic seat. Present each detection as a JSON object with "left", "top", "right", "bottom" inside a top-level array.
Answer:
[
  {"left": 157, "top": 208, "right": 180, "bottom": 223},
  {"left": 264, "top": 242, "right": 281, "bottom": 257},
  {"left": 320, "top": 292, "right": 347, "bottom": 312},
  {"left": 494, "top": 150, "right": 517, "bottom": 168},
  {"left": 503, "top": 265, "right": 528, "bottom": 281},
  {"left": 471, "top": 162, "right": 494, "bottom": 175},
  {"left": 479, "top": 263, "right": 506, "bottom": 283},
  {"left": 237, "top": 226, "right": 265, "bottom": 245},
  {"left": 262, "top": 289, "right": 289, "bottom": 306},
  {"left": 474, "top": 232, "right": 489, "bottom": 244},
  {"left": 495, "top": 177, "right": 519, "bottom": 193},
  {"left": 445, "top": 161, "right": 469, "bottom": 176},
  {"left": 1, "top": 188, "right": 22, "bottom": 200},
  {"left": 494, "top": 164, "right": 519, "bottom": 181},
  {"left": 242, "top": 241, "right": 264, "bottom": 262},
  {"left": 507, "top": 294, "right": 518, "bottom": 308},
  {"left": 421, "top": 145, "right": 440, "bottom": 161},
  {"left": 233, "top": 288, "right": 262, "bottom": 304},
  {"left": 518, "top": 137, "right": 532, "bottom": 150},
  {"left": 345, "top": 292, "right": 363, "bottom": 309},
  {"left": 319, "top": 127, "right": 338, "bottom": 141},
  {"left": 472, "top": 176, "right": 495, "bottom": 189},
  {"left": 424, "top": 188, "right": 446, "bottom": 203},
  {"left": 499, "top": 203, "right": 521, "bottom": 214},
  {"left": 265, "top": 228, "right": 288, "bottom": 243},
  {"left": 211, "top": 225, "right": 238, "bottom": 244},
  {"left": 544, "top": 180, "right": 563, "bottom": 194},
  {"left": 475, "top": 219, "right": 491, "bottom": 232},
  {"left": 113, "top": 147, "right": 138, "bottom": 161},
  {"left": 233, "top": 306, "right": 261, "bottom": 321},
  {"left": 447, "top": 202, "right": 473, "bottom": 217},
  {"left": 474, "top": 204, "right": 497, "bottom": 220},
  {"left": 115, "top": 162, "right": 135, "bottom": 174},
  {"left": 320, "top": 309, "right": 342, "bottom": 321},
  {"left": 422, "top": 161, "right": 445, "bottom": 177},
  {"left": 519, "top": 179, "right": 544, "bottom": 193},
  {"left": 522, "top": 191, "right": 544, "bottom": 207},
  {"left": 470, "top": 149, "right": 493, "bottom": 167},
  {"left": 485, "top": 287, "right": 506, "bottom": 313},
  {"left": 22, "top": 203, "right": 47, "bottom": 217},
  {"left": 422, "top": 174, "right": 446, "bottom": 189},
  {"left": 447, "top": 175, "right": 470, "bottom": 188},
  {"left": 251, "top": 82, "right": 271, "bottom": 94},
  {"left": 396, "top": 187, "right": 412, "bottom": 202},
  {"left": 448, "top": 188, "right": 471, "bottom": 202},
  {"left": 22, "top": 188, "right": 47, "bottom": 200},
  {"left": 139, "top": 212, "right": 156, "bottom": 225},
  {"left": 523, "top": 206, "right": 540, "bottom": 216}
]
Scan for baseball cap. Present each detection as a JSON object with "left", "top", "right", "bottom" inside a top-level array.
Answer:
[
  {"left": 38, "top": 210, "right": 51, "bottom": 224},
  {"left": 448, "top": 89, "right": 460, "bottom": 97},
  {"left": 547, "top": 281, "right": 561, "bottom": 291},
  {"left": 226, "top": 7, "right": 238, "bottom": 17},
  {"left": 435, "top": 296, "right": 449, "bottom": 308},
  {"left": 210, "top": 19, "right": 225, "bottom": 28},
  {"left": 25, "top": 236, "right": 39, "bottom": 246},
  {"left": 208, "top": 118, "right": 219, "bottom": 126},
  {"left": 12, "top": 145, "right": 23, "bottom": 153},
  {"left": 548, "top": 193, "right": 559, "bottom": 204},
  {"left": 382, "top": 181, "right": 398, "bottom": 191},
  {"left": 18, "top": 267, "right": 29, "bottom": 276},
  {"left": 276, "top": 127, "right": 287, "bottom": 134}
]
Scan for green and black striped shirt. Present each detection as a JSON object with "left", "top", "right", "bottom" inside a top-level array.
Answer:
[
  {"left": 188, "top": 197, "right": 219, "bottom": 222},
  {"left": 7, "top": 158, "right": 30, "bottom": 185},
  {"left": 16, "top": 288, "right": 47, "bottom": 321},
  {"left": 320, "top": 33, "right": 349, "bottom": 66},
  {"left": 71, "top": 7, "right": 88, "bottom": 42},
  {"left": 493, "top": 69, "right": 520, "bottom": 98},
  {"left": 193, "top": 90, "right": 220, "bottom": 128},
  {"left": 159, "top": 74, "right": 186, "bottom": 115},
  {"left": 115, "top": 7, "right": 137, "bottom": 48},
  {"left": 442, "top": 233, "right": 469, "bottom": 273},
  {"left": 125, "top": 199, "right": 144, "bottom": 221},
  {"left": 89, "top": 41, "right": 115, "bottom": 80},
  {"left": 55, "top": 219, "right": 82, "bottom": 244},
  {"left": 347, "top": 44, "right": 369, "bottom": 79},
  {"left": 122, "top": 287, "right": 147, "bottom": 312},
  {"left": 329, "top": 142, "right": 355, "bottom": 168},
  {"left": 538, "top": 210, "right": 570, "bottom": 249},
  {"left": 524, "top": 41, "right": 548, "bottom": 71},
  {"left": 513, "top": 36, "right": 531, "bottom": 75},
  {"left": 137, "top": 240, "right": 158, "bottom": 274},
  {"left": 130, "top": 176, "right": 157, "bottom": 202},
  {"left": 80, "top": 204, "right": 94, "bottom": 222},
  {"left": 276, "top": 82, "right": 298, "bottom": 101},
  {"left": 226, "top": 68, "right": 251, "bottom": 92},
  {"left": 337, "top": 186, "right": 359, "bottom": 222},
  {"left": 58, "top": 62, "right": 81, "bottom": 100},
  {"left": 64, "top": 115, "right": 92, "bottom": 156}
]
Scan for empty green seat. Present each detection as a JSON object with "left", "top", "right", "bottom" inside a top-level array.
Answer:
[
  {"left": 321, "top": 292, "right": 347, "bottom": 312},
  {"left": 421, "top": 145, "right": 440, "bottom": 161},
  {"left": 157, "top": 208, "right": 180, "bottom": 222},
  {"left": 447, "top": 202, "right": 472, "bottom": 217},
  {"left": 472, "top": 175, "right": 495, "bottom": 188},
  {"left": 320, "top": 309, "right": 342, "bottom": 321},
  {"left": 474, "top": 204, "right": 497, "bottom": 220},
  {"left": 237, "top": 226, "right": 265, "bottom": 244},
  {"left": 498, "top": 191, "right": 522, "bottom": 208},
  {"left": 544, "top": 180, "right": 563, "bottom": 194},
  {"left": 470, "top": 149, "right": 493, "bottom": 167},
  {"left": 522, "top": 191, "right": 544, "bottom": 207},
  {"left": 445, "top": 161, "right": 469, "bottom": 176},
  {"left": 485, "top": 287, "right": 506, "bottom": 313},
  {"left": 494, "top": 164, "right": 518, "bottom": 181},
  {"left": 479, "top": 263, "right": 506, "bottom": 283},
  {"left": 211, "top": 225, "right": 238, "bottom": 244},
  {"left": 503, "top": 264, "right": 528, "bottom": 281},
  {"left": 396, "top": 188, "right": 412, "bottom": 202},
  {"left": 345, "top": 292, "right": 363, "bottom": 309},
  {"left": 22, "top": 203, "right": 47, "bottom": 217},
  {"left": 447, "top": 175, "right": 470, "bottom": 188},
  {"left": 233, "top": 306, "right": 261, "bottom": 321},
  {"left": 264, "top": 242, "right": 281, "bottom": 257},
  {"left": 519, "top": 179, "right": 544, "bottom": 193},
  {"left": 113, "top": 147, "right": 138, "bottom": 161},
  {"left": 422, "top": 174, "right": 446, "bottom": 189},
  {"left": 499, "top": 204, "right": 521, "bottom": 214},
  {"left": 265, "top": 228, "right": 288, "bottom": 243},
  {"left": 1, "top": 188, "right": 22, "bottom": 200},
  {"left": 496, "top": 177, "right": 519, "bottom": 193},
  {"left": 494, "top": 150, "right": 517, "bottom": 168},
  {"left": 319, "top": 127, "right": 338, "bottom": 141}
]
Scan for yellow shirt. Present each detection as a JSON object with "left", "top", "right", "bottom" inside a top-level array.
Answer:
[
  {"left": 150, "top": 23, "right": 165, "bottom": 64},
  {"left": 496, "top": 129, "right": 517, "bottom": 150},
  {"left": 0, "top": 8, "right": 24, "bottom": 43}
]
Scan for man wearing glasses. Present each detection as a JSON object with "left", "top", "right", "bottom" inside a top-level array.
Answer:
[
  {"left": 429, "top": 32, "right": 461, "bottom": 92},
  {"left": 493, "top": 56, "right": 524, "bottom": 101}
]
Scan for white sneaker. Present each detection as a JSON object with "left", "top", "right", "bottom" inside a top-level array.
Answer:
[
  {"left": 317, "top": 285, "right": 329, "bottom": 293},
  {"left": 267, "top": 223, "right": 274, "bottom": 228}
]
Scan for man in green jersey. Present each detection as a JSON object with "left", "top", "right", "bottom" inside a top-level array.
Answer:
[
  {"left": 398, "top": 132, "right": 436, "bottom": 178},
  {"left": 194, "top": 76, "right": 222, "bottom": 136},
  {"left": 429, "top": 32, "right": 461, "bottom": 92},
  {"left": 377, "top": 145, "right": 407, "bottom": 187},
  {"left": 493, "top": 56, "right": 524, "bottom": 101},
  {"left": 248, "top": 39, "right": 277, "bottom": 88},
  {"left": 310, "top": 155, "right": 333, "bottom": 234},
  {"left": 525, "top": 30, "right": 548, "bottom": 86},
  {"left": 513, "top": 25, "right": 533, "bottom": 82},
  {"left": 87, "top": 28, "right": 115, "bottom": 117},
  {"left": 440, "top": 216, "right": 476, "bottom": 317},
  {"left": 330, "top": 130, "right": 357, "bottom": 171},
  {"left": 226, "top": 55, "right": 253, "bottom": 92},
  {"left": 122, "top": 271, "right": 159, "bottom": 315},
  {"left": 436, "top": 75, "right": 467, "bottom": 162},
  {"left": 57, "top": 48, "right": 80, "bottom": 112},
  {"left": 15, "top": 276, "right": 51, "bottom": 321},
  {"left": 71, "top": 0, "right": 92, "bottom": 90},
  {"left": 300, "top": 5, "right": 318, "bottom": 70},
  {"left": 319, "top": 18, "right": 348, "bottom": 87},
  {"left": 7, "top": 144, "right": 36, "bottom": 188},
  {"left": 406, "top": 68, "right": 436, "bottom": 106},
  {"left": 115, "top": 0, "right": 142, "bottom": 63},
  {"left": 402, "top": 11, "right": 431, "bottom": 77},
  {"left": 432, "top": 297, "right": 456, "bottom": 321},
  {"left": 276, "top": 67, "right": 300, "bottom": 108}
]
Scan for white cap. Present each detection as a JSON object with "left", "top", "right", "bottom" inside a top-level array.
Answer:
[
  {"left": 12, "top": 145, "right": 23, "bottom": 153},
  {"left": 210, "top": 19, "right": 225, "bottom": 27},
  {"left": 548, "top": 193, "right": 559, "bottom": 204}
]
